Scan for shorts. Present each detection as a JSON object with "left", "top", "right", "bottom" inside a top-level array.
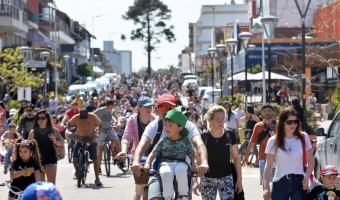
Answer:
[
  {"left": 97, "top": 128, "right": 118, "bottom": 145},
  {"left": 73, "top": 142, "right": 98, "bottom": 160},
  {"left": 148, "top": 173, "right": 193, "bottom": 199}
]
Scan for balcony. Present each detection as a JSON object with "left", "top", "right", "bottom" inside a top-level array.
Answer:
[
  {"left": 27, "top": 10, "right": 38, "bottom": 29},
  {"left": 0, "top": 4, "right": 28, "bottom": 32}
]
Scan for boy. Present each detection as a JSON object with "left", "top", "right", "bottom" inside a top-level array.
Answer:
[
  {"left": 143, "top": 108, "right": 196, "bottom": 200},
  {"left": 308, "top": 165, "right": 340, "bottom": 199}
]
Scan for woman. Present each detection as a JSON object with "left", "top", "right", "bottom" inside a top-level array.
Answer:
[
  {"left": 28, "top": 109, "right": 64, "bottom": 185},
  {"left": 0, "top": 101, "right": 8, "bottom": 123},
  {"left": 243, "top": 105, "right": 260, "bottom": 140},
  {"left": 194, "top": 105, "right": 242, "bottom": 200},
  {"left": 223, "top": 101, "right": 240, "bottom": 143},
  {"left": 263, "top": 107, "right": 314, "bottom": 200},
  {"left": 116, "top": 97, "right": 158, "bottom": 200}
]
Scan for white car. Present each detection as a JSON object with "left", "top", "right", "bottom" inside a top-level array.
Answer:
[
  {"left": 66, "top": 84, "right": 88, "bottom": 103},
  {"left": 181, "top": 79, "right": 198, "bottom": 94},
  {"left": 198, "top": 86, "right": 214, "bottom": 99},
  {"left": 202, "top": 88, "right": 222, "bottom": 109}
]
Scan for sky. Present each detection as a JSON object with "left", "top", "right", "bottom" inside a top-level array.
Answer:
[{"left": 55, "top": 0, "right": 244, "bottom": 72}]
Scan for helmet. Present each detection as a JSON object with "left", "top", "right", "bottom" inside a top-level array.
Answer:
[{"left": 321, "top": 165, "right": 339, "bottom": 176}]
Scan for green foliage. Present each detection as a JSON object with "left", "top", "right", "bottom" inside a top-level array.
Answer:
[
  {"left": 333, "top": 84, "right": 340, "bottom": 113},
  {"left": 9, "top": 100, "right": 21, "bottom": 109},
  {"left": 76, "top": 63, "right": 93, "bottom": 78},
  {"left": 122, "top": 0, "right": 176, "bottom": 76},
  {"left": 155, "top": 65, "right": 181, "bottom": 74},
  {"left": 248, "top": 64, "right": 262, "bottom": 74},
  {"left": 57, "top": 79, "right": 68, "bottom": 95},
  {"left": 217, "top": 94, "right": 244, "bottom": 110},
  {"left": 0, "top": 48, "right": 44, "bottom": 94},
  {"left": 75, "top": 80, "right": 82, "bottom": 84}
]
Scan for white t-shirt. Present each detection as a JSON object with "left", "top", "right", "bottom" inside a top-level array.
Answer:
[
  {"left": 143, "top": 118, "right": 200, "bottom": 141},
  {"left": 265, "top": 132, "right": 312, "bottom": 182},
  {"left": 224, "top": 111, "right": 238, "bottom": 129}
]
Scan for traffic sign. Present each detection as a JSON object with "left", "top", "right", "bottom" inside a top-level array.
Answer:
[
  {"left": 27, "top": 60, "right": 46, "bottom": 68},
  {"left": 18, "top": 87, "right": 32, "bottom": 102}
]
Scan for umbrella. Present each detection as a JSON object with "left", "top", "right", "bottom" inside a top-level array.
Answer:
[
  {"left": 227, "top": 72, "right": 254, "bottom": 81},
  {"left": 247, "top": 71, "right": 292, "bottom": 81}
]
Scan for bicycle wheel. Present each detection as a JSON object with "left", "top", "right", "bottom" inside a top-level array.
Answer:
[
  {"left": 77, "top": 152, "right": 84, "bottom": 188},
  {"left": 103, "top": 143, "right": 111, "bottom": 177},
  {"left": 238, "top": 140, "right": 248, "bottom": 161},
  {"left": 68, "top": 140, "right": 73, "bottom": 163},
  {"left": 82, "top": 152, "right": 89, "bottom": 185},
  {"left": 117, "top": 157, "right": 130, "bottom": 173}
]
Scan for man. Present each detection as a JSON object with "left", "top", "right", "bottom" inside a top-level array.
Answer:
[
  {"left": 94, "top": 99, "right": 121, "bottom": 173},
  {"left": 48, "top": 95, "right": 58, "bottom": 114},
  {"left": 241, "top": 104, "right": 276, "bottom": 185},
  {"left": 130, "top": 94, "right": 209, "bottom": 200},
  {"left": 234, "top": 103, "right": 245, "bottom": 124},
  {"left": 62, "top": 100, "right": 80, "bottom": 139},
  {"left": 68, "top": 108, "right": 103, "bottom": 186},
  {"left": 17, "top": 103, "right": 36, "bottom": 139},
  {"left": 86, "top": 98, "right": 97, "bottom": 112},
  {"left": 55, "top": 101, "right": 67, "bottom": 116}
]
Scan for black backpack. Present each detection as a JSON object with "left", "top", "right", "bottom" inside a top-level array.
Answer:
[{"left": 144, "top": 118, "right": 163, "bottom": 156}]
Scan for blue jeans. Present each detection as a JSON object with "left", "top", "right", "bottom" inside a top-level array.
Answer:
[
  {"left": 259, "top": 159, "right": 275, "bottom": 184},
  {"left": 271, "top": 175, "right": 304, "bottom": 200},
  {"left": 4, "top": 148, "right": 13, "bottom": 170}
]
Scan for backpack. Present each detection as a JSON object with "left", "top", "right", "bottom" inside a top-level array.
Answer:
[{"left": 257, "top": 120, "right": 276, "bottom": 144}]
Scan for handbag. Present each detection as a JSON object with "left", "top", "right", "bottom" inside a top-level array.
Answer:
[{"left": 53, "top": 130, "right": 65, "bottom": 161}]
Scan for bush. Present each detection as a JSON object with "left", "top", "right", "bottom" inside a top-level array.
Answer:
[{"left": 9, "top": 100, "right": 21, "bottom": 110}]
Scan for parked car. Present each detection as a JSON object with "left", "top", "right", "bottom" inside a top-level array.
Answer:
[
  {"left": 181, "top": 79, "right": 198, "bottom": 94},
  {"left": 202, "top": 88, "right": 221, "bottom": 109},
  {"left": 198, "top": 86, "right": 213, "bottom": 99},
  {"left": 65, "top": 84, "right": 88, "bottom": 103},
  {"left": 314, "top": 111, "right": 340, "bottom": 183}
]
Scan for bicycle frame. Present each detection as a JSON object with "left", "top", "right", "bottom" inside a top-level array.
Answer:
[
  {"left": 0, "top": 181, "right": 22, "bottom": 199},
  {"left": 76, "top": 136, "right": 91, "bottom": 188}
]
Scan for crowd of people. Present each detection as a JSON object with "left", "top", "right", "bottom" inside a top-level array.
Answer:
[{"left": 0, "top": 72, "right": 337, "bottom": 200}]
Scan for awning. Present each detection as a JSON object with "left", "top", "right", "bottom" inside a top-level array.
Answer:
[
  {"left": 27, "top": 30, "right": 54, "bottom": 46},
  {"left": 247, "top": 71, "right": 293, "bottom": 81},
  {"left": 227, "top": 72, "right": 254, "bottom": 81},
  {"left": 93, "top": 66, "right": 104, "bottom": 74}
]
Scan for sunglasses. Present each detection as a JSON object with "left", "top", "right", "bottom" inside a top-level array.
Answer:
[
  {"left": 25, "top": 109, "right": 33, "bottom": 112},
  {"left": 285, "top": 120, "right": 299, "bottom": 125},
  {"left": 37, "top": 117, "right": 47, "bottom": 121},
  {"left": 157, "top": 105, "right": 175, "bottom": 112}
]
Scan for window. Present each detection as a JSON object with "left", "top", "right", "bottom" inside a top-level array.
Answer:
[
  {"left": 285, "top": 51, "right": 293, "bottom": 62},
  {"left": 328, "top": 113, "right": 340, "bottom": 138},
  {"left": 277, "top": 54, "right": 284, "bottom": 64},
  {"left": 296, "top": 48, "right": 302, "bottom": 60}
]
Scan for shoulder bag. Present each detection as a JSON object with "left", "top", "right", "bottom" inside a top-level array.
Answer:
[{"left": 53, "top": 129, "right": 65, "bottom": 161}]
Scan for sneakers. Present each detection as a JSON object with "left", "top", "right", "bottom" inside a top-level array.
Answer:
[
  {"left": 3, "top": 168, "right": 7, "bottom": 174},
  {"left": 95, "top": 179, "right": 102, "bottom": 186},
  {"left": 177, "top": 196, "right": 188, "bottom": 200},
  {"left": 133, "top": 195, "right": 141, "bottom": 200}
]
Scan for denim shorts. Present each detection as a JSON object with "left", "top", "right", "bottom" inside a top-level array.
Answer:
[
  {"left": 73, "top": 142, "right": 98, "bottom": 160},
  {"left": 97, "top": 128, "right": 118, "bottom": 145},
  {"left": 271, "top": 174, "right": 304, "bottom": 200}
]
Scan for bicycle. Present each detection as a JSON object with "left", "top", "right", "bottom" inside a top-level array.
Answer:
[
  {"left": 102, "top": 133, "right": 130, "bottom": 177},
  {"left": 75, "top": 136, "right": 93, "bottom": 188},
  {"left": 239, "top": 137, "right": 258, "bottom": 166},
  {"left": 0, "top": 181, "right": 22, "bottom": 199},
  {"left": 67, "top": 127, "right": 77, "bottom": 163}
]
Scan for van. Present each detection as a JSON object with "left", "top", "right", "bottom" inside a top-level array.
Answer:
[{"left": 66, "top": 84, "right": 88, "bottom": 103}]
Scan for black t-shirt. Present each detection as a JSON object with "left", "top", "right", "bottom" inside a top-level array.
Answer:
[
  {"left": 201, "top": 130, "right": 236, "bottom": 178},
  {"left": 308, "top": 185, "right": 340, "bottom": 200},
  {"left": 137, "top": 113, "right": 149, "bottom": 140},
  {"left": 10, "top": 157, "right": 40, "bottom": 195},
  {"left": 33, "top": 128, "right": 57, "bottom": 165}
]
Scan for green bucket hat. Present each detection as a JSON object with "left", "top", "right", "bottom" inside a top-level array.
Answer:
[{"left": 165, "top": 108, "right": 189, "bottom": 137}]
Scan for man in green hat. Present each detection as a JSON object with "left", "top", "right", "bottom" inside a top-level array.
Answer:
[{"left": 143, "top": 108, "right": 196, "bottom": 200}]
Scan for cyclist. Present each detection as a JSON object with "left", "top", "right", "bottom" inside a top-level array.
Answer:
[
  {"left": 131, "top": 94, "right": 209, "bottom": 200},
  {"left": 93, "top": 99, "right": 121, "bottom": 174},
  {"left": 17, "top": 103, "right": 36, "bottom": 139},
  {"left": 62, "top": 100, "right": 79, "bottom": 140},
  {"left": 68, "top": 108, "right": 103, "bottom": 186},
  {"left": 241, "top": 104, "right": 276, "bottom": 185}
]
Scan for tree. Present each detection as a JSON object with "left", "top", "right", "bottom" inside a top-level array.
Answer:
[
  {"left": 122, "top": 0, "right": 176, "bottom": 78},
  {"left": 76, "top": 63, "right": 93, "bottom": 79},
  {"left": 0, "top": 47, "right": 44, "bottom": 98}
]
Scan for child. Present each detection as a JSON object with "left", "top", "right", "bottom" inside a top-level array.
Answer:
[
  {"left": 143, "top": 108, "right": 196, "bottom": 200},
  {"left": 9, "top": 139, "right": 41, "bottom": 200},
  {"left": 1, "top": 124, "right": 20, "bottom": 174},
  {"left": 308, "top": 165, "right": 340, "bottom": 200},
  {"left": 116, "top": 116, "right": 126, "bottom": 140}
]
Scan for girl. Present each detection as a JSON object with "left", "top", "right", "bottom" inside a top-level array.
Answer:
[
  {"left": 28, "top": 109, "right": 64, "bottom": 185},
  {"left": 9, "top": 138, "right": 41, "bottom": 200},
  {"left": 1, "top": 124, "right": 20, "bottom": 174}
]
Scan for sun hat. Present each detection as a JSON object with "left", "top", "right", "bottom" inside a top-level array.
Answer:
[
  {"left": 20, "top": 181, "right": 63, "bottom": 200},
  {"left": 165, "top": 108, "right": 189, "bottom": 137},
  {"left": 9, "top": 108, "right": 16, "bottom": 115},
  {"left": 322, "top": 165, "right": 339, "bottom": 176},
  {"left": 156, "top": 94, "right": 176, "bottom": 107},
  {"left": 137, "top": 97, "right": 153, "bottom": 107}
]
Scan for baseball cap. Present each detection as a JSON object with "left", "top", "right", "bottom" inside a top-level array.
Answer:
[
  {"left": 322, "top": 165, "right": 339, "bottom": 176},
  {"left": 20, "top": 181, "right": 63, "bottom": 200},
  {"left": 9, "top": 108, "right": 16, "bottom": 115},
  {"left": 137, "top": 97, "right": 153, "bottom": 107},
  {"left": 261, "top": 104, "right": 274, "bottom": 111},
  {"left": 156, "top": 94, "right": 176, "bottom": 107},
  {"left": 165, "top": 108, "right": 189, "bottom": 137}
]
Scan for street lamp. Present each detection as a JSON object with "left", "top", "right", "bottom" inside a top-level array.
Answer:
[
  {"left": 238, "top": 32, "right": 254, "bottom": 105},
  {"left": 261, "top": 15, "right": 278, "bottom": 103},
  {"left": 40, "top": 51, "right": 50, "bottom": 108},
  {"left": 216, "top": 44, "right": 227, "bottom": 98},
  {"left": 63, "top": 55, "right": 70, "bottom": 84},
  {"left": 208, "top": 47, "right": 217, "bottom": 103},
  {"left": 293, "top": 0, "right": 312, "bottom": 131},
  {"left": 91, "top": 15, "right": 104, "bottom": 64},
  {"left": 20, "top": 46, "right": 31, "bottom": 73},
  {"left": 226, "top": 38, "right": 237, "bottom": 100}
]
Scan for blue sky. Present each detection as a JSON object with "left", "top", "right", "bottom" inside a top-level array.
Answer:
[{"left": 55, "top": 0, "right": 244, "bottom": 72}]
